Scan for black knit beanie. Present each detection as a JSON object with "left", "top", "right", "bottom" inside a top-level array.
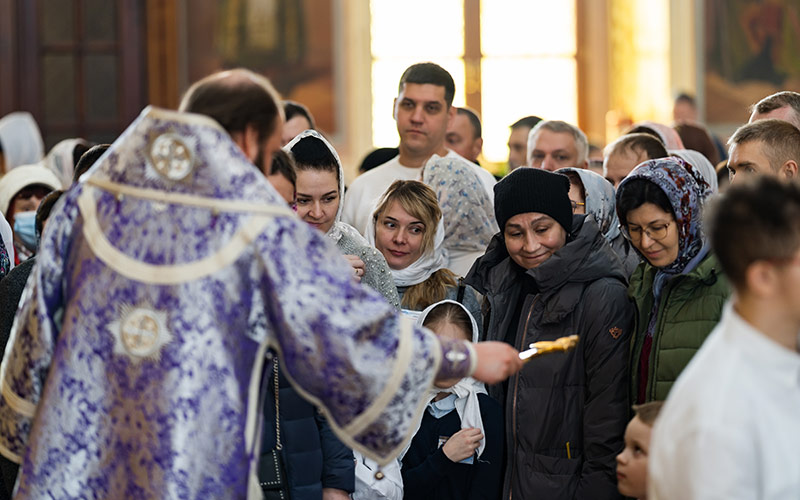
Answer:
[{"left": 494, "top": 167, "right": 573, "bottom": 233}]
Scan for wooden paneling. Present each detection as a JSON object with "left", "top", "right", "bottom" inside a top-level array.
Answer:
[
  {"left": 463, "top": 0, "right": 481, "bottom": 112},
  {"left": 0, "top": 0, "right": 17, "bottom": 115},
  {"left": 146, "top": 0, "right": 179, "bottom": 109}
]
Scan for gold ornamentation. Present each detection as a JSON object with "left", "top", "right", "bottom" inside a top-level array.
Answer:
[
  {"left": 519, "top": 335, "right": 579, "bottom": 362},
  {"left": 149, "top": 134, "right": 194, "bottom": 181},
  {"left": 108, "top": 305, "right": 173, "bottom": 363}
]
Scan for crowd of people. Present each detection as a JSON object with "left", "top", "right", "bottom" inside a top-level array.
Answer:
[{"left": 0, "top": 60, "right": 797, "bottom": 500}]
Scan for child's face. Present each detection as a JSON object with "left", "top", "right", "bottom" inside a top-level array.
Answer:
[{"left": 616, "top": 416, "right": 651, "bottom": 499}]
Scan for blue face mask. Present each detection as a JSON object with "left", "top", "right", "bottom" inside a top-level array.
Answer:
[{"left": 13, "top": 211, "right": 38, "bottom": 251}]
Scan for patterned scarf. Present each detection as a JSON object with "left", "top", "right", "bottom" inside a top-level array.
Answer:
[{"left": 617, "top": 156, "right": 710, "bottom": 280}]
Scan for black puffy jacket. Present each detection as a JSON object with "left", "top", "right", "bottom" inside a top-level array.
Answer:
[
  {"left": 259, "top": 359, "right": 355, "bottom": 500},
  {"left": 466, "top": 215, "right": 633, "bottom": 500}
]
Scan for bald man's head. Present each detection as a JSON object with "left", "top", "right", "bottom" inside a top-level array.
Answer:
[
  {"left": 180, "top": 68, "right": 284, "bottom": 172},
  {"left": 180, "top": 68, "right": 283, "bottom": 142}
]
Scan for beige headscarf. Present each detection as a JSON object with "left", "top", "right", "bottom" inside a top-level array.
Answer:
[
  {"left": 0, "top": 112, "right": 44, "bottom": 172},
  {"left": 45, "top": 138, "right": 89, "bottom": 188}
]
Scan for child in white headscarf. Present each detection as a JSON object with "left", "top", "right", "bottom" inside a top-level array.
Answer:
[{"left": 401, "top": 300, "right": 503, "bottom": 500}]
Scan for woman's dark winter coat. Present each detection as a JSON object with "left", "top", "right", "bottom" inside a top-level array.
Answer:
[{"left": 466, "top": 215, "right": 633, "bottom": 500}]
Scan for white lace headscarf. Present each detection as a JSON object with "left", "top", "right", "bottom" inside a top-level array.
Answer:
[
  {"left": 284, "top": 129, "right": 367, "bottom": 245},
  {"left": 0, "top": 112, "right": 44, "bottom": 172},
  {"left": 416, "top": 300, "right": 488, "bottom": 457}
]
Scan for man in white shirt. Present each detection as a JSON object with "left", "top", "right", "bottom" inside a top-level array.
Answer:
[
  {"left": 342, "top": 63, "right": 495, "bottom": 235},
  {"left": 648, "top": 175, "right": 800, "bottom": 500}
]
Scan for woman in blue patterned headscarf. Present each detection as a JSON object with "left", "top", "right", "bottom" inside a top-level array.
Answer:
[{"left": 616, "top": 157, "right": 730, "bottom": 404}]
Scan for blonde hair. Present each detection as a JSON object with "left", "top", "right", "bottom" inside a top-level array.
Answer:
[
  {"left": 373, "top": 180, "right": 441, "bottom": 255},
  {"left": 373, "top": 180, "right": 456, "bottom": 309}
]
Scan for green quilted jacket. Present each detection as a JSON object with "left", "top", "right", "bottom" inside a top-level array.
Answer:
[{"left": 628, "top": 252, "right": 730, "bottom": 403}]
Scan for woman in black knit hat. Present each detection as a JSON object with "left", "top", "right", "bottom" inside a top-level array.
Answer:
[{"left": 465, "top": 167, "right": 634, "bottom": 500}]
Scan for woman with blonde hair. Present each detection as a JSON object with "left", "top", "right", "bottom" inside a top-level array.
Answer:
[{"left": 366, "top": 180, "right": 482, "bottom": 333}]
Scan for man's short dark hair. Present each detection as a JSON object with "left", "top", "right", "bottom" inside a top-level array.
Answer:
[
  {"left": 398, "top": 63, "right": 455, "bottom": 107},
  {"left": 358, "top": 147, "right": 399, "bottom": 174},
  {"left": 72, "top": 142, "right": 91, "bottom": 171},
  {"left": 270, "top": 149, "right": 297, "bottom": 187},
  {"left": 289, "top": 135, "right": 339, "bottom": 183},
  {"left": 728, "top": 119, "right": 800, "bottom": 172},
  {"left": 605, "top": 133, "right": 668, "bottom": 161},
  {"left": 456, "top": 107, "right": 482, "bottom": 139},
  {"left": 73, "top": 144, "right": 111, "bottom": 183},
  {"left": 283, "top": 100, "right": 316, "bottom": 130},
  {"left": 750, "top": 91, "right": 800, "bottom": 128},
  {"left": 674, "top": 122, "right": 720, "bottom": 165},
  {"left": 708, "top": 175, "right": 800, "bottom": 289},
  {"left": 35, "top": 189, "right": 64, "bottom": 241},
  {"left": 510, "top": 115, "right": 542, "bottom": 130},
  {"left": 674, "top": 92, "right": 696, "bottom": 108},
  {"left": 179, "top": 68, "right": 283, "bottom": 144}
]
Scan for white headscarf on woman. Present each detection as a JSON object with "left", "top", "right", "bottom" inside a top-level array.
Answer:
[
  {"left": 284, "top": 129, "right": 368, "bottom": 245},
  {"left": 422, "top": 155, "right": 498, "bottom": 276},
  {"left": 45, "top": 138, "right": 89, "bottom": 188},
  {"left": 416, "top": 299, "right": 488, "bottom": 457},
  {"left": 558, "top": 167, "right": 620, "bottom": 241},
  {"left": 0, "top": 112, "right": 44, "bottom": 172},
  {"left": 365, "top": 199, "right": 449, "bottom": 288},
  {"left": 633, "top": 121, "right": 685, "bottom": 150},
  {"left": 669, "top": 149, "right": 718, "bottom": 197}
]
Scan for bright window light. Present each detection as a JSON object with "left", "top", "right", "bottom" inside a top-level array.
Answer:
[
  {"left": 481, "top": 57, "right": 578, "bottom": 163},
  {"left": 480, "top": 0, "right": 577, "bottom": 163},
  {"left": 369, "top": 0, "right": 578, "bottom": 164},
  {"left": 481, "top": 0, "right": 576, "bottom": 57}
]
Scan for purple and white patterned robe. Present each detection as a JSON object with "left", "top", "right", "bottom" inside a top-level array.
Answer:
[{"left": 0, "top": 107, "right": 474, "bottom": 499}]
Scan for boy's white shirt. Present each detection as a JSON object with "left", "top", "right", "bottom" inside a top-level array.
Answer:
[{"left": 648, "top": 301, "right": 800, "bottom": 499}]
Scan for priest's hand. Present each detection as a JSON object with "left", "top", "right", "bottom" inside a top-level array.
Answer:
[{"left": 471, "top": 341, "right": 524, "bottom": 385}]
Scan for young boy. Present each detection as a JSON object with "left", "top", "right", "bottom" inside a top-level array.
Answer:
[
  {"left": 648, "top": 176, "right": 800, "bottom": 499},
  {"left": 616, "top": 402, "right": 663, "bottom": 499}
]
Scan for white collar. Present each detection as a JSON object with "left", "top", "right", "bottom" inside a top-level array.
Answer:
[{"left": 724, "top": 301, "right": 800, "bottom": 388}]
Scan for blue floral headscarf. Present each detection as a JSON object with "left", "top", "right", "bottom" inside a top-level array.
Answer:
[{"left": 616, "top": 156, "right": 711, "bottom": 277}]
